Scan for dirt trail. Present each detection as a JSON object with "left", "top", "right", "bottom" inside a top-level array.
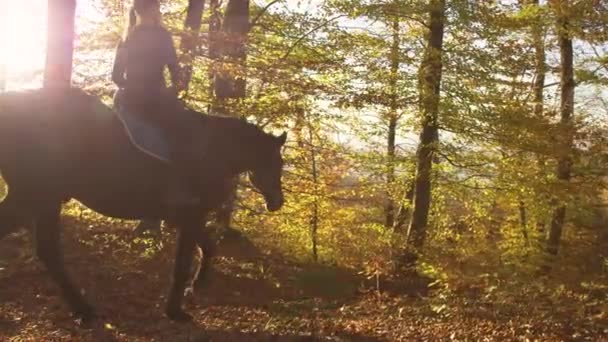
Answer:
[{"left": 0, "top": 214, "right": 605, "bottom": 341}]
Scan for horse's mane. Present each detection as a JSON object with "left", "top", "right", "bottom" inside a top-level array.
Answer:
[
  {"left": 187, "top": 108, "right": 275, "bottom": 145},
  {"left": 0, "top": 88, "right": 275, "bottom": 147}
]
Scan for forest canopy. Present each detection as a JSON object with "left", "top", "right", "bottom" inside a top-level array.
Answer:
[{"left": 0, "top": 0, "right": 607, "bottom": 340}]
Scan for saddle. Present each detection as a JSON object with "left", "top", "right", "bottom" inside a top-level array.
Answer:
[{"left": 111, "top": 89, "right": 171, "bottom": 163}]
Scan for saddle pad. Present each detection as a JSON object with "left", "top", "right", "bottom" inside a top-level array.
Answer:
[
  {"left": 87, "top": 90, "right": 171, "bottom": 163},
  {"left": 115, "top": 108, "right": 171, "bottom": 163}
]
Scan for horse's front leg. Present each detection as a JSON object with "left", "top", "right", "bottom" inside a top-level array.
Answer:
[
  {"left": 165, "top": 212, "right": 204, "bottom": 321},
  {"left": 34, "top": 200, "right": 95, "bottom": 321}
]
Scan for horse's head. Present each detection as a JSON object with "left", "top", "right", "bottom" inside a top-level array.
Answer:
[{"left": 249, "top": 131, "right": 287, "bottom": 212}]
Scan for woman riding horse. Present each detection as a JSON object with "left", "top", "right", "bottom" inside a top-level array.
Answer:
[
  {"left": 0, "top": 0, "right": 286, "bottom": 322},
  {"left": 112, "top": 0, "right": 197, "bottom": 209}
]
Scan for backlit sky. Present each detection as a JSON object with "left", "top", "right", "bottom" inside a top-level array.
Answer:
[
  {"left": 0, "top": 0, "right": 316, "bottom": 90},
  {"left": 0, "top": 0, "right": 104, "bottom": 89}
]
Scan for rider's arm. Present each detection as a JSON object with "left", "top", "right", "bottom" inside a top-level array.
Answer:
[{"left": 112, "top": 42, "right": 127, "bottom": 87}]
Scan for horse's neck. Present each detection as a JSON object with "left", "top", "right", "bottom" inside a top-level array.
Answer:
[
  {"left": 208, "top": 119, "right": 258, "bottom": 176},
  {"left": 216, "top": 140, "right": 252, "bottom": 176}
]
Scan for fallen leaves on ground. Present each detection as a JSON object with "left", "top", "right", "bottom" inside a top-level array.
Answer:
[{"left": 0, "top": 212, "right": 606, "bottom": 341}]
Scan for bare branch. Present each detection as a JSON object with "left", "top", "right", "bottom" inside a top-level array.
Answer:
[{"left": 250, "top": 0, "right": 282, "bottom": 29}]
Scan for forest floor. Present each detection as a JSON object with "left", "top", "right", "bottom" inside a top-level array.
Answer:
[{"left": 0, "top": 209, "right": 607, "bottom": 341}]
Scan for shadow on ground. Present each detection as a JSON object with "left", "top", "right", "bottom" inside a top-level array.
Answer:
[
  {"left": 2, "top": 214, "right": 602, "bottom": 341},
  {"left": 0, "top": 216, "right": 390, "bottom": 341}
]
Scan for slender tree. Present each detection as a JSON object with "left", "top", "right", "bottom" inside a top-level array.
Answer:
[
  {"left": 547, "top": 0, "right": 574, "bottom": 258},
  {"left": 385, "top": 14, "right": 400, "bottom": 229},
  {"left": 212, "top": 0, "right": 251, "bottom": 228},
  {"left": 44, "top": 0, "right": 77, "bottom": 88},
  {"left": 215, "top": 0, "right": 250, "bottom": 98},
  {"left": 405, "top": 0, "right": 446, "bottom": 261},
  {"left": 393, "top": 183, "right": 414, "bottom": 232},
  {"left": 207, "top": 0, "right": 222, "bottom": 104},
  {"left": 179, "top": 0, "right": 206, "bottom": 94},
  {"left": 308, "top": 117, "right": 320, "bottom": 262},
  {"left": 530, "top": 0, "right": 546, "bottom": 122},
  {"left": 530, "top": 0, "right": 548, "bottom": 237}
]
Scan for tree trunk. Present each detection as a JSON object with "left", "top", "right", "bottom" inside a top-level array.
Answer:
[
  {"left": 208, "top": 0, "right": 221, "bottom": 54},
  {"left": 547, "top": 1, "right": 574, "bottom": 258},
  {"left": 404, "top": 0, "right": 446, "bottom": 258},
  {"left": 179, "top": 0, "right": 206, "bottom": 93},
  {"left": 212, "top": 0, "right": 251, "bottom": 227},
  {"left": 308, "top": 120, "right": 320, "bottom": 262},
  {"left": 530, "top": 0, "right": 548, "bottom": 237},
  {"left": 530, "top": 0, "right": 545, "bottom": 121},
  {"left": 519, "top": 200, "right": 529, "bottom": 246},
  {"left": 208, "top": 0, "right": 222, "bottom": 104},
  {"left": 215, "top": 0, "right": 250, "bottom": 98},
  {"left": 385, "top": 15, "right": 400, "bottom": 229},
  {"left": 44, "top": 0, "right": 76, "bottom": 88},
  {"left": 393, "top": 182, "right": 415, "bottom": 232}
]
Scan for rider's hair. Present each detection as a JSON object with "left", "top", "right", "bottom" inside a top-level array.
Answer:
[
  {"left": 122, "top": 0, "right": 160, "bottom": 41},
  {"left": 122, "top": 7, "right": 138, "bottom": 41},
  {"left": 133, "top": 0, "right": 160, "bottom": 16}
]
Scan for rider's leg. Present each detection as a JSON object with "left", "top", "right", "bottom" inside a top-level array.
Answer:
[{"left": 155, "top": 97, "right": 200, "bottom": 210}]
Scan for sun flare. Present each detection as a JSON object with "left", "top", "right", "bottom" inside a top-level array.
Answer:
[
  {"left": 0, "top": 0, "right": 102, "bottom": 89},
  {"left": 0, "top": 0, "right": 47, "bottom": 82}
]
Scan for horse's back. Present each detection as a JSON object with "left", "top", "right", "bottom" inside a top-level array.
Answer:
[
  {"left": 0, "top": 88, "right": 115, "bottom": 134},
  {"left": 0, "top": 89, "right": 133, "bottom": 183}
]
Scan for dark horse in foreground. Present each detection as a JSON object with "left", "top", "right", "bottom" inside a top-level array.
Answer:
[{"left": 0, "top": 88, "right": 286, "bottom": 321}]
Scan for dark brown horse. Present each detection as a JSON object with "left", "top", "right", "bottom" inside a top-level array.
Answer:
[{"left": 0, "top": 88, "right": 286, "bottom": 321}]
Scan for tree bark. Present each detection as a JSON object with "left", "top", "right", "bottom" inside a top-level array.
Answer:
[
  {"left": 519, "top": 200, "right": 529, "bottom": 245},
  {"left": 179, "top": 0, "right": 206, "bottom": 93},
  {"left": 212, "top": 0, "right": 251, "bottom": 227},
  {"left": 207, "top": 0, "right": 234, "bottom": 224},
  {"left": 215, "top": 0, "right": 250, "bottom": 98},
  {"left": 208, "top": 0, "right": 222, "bottom": 108},
  {"left": 44, "top": 0, "right": 76, "bottom": 88},
  {"left": 547, "top": 0, "right": 574, "bottom": 257},
  {"left": 393, "top": 182, "right": 415, "bottom": 232},
  {"left": 523, "top": 0, "right": 548, "bottom": 237},
  {"left": 405, "top": 0, "right": 446, "bottom": 255},
  {"left": 385, "top": 15, "right": 400, "bottom": 229},
  {"left": 530, "top": 0, "right": 545, "bottom": 121},
  {"left": 308, "top": 119, "right": 320, "bottom": 262},
  {"left": 532, "top": 0, "right": 548, "bottom": 238}
]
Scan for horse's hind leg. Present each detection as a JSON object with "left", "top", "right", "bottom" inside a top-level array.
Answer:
[
  {"left": 34, "top": 201, "right": 95, "bottom": 321},
  {"left": 166, "top": 211, "right": 203, "bottom": 321}
]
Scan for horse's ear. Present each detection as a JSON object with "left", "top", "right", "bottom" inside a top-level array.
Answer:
[{"left": 277, "top": 131, "right": 287, "bottom": 146}]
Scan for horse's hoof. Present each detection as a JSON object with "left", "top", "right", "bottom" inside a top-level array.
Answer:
[{"left": 166, "top": 308, "right": 193, "bottom": 322}]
